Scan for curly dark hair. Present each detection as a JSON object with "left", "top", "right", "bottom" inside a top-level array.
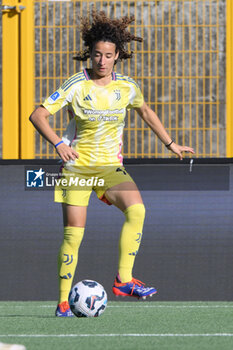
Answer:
[{"left": 73, "top": 10, "right": 143, "bottom": 61}]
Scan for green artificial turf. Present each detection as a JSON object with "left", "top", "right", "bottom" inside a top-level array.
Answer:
[{"left": 0, "top": 301, "right": 233, "bottom": 350}]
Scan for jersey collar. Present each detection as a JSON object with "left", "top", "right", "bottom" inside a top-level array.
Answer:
[{"left": 84, "top": 69, "right": 116, "bottom": 81}]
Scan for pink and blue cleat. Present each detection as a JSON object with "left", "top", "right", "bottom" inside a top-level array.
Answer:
[
  {"left": 112, "top": 276, "right": 157, "bottom": 300},
  {"left": 55, "top": 301, "right": 74, "bottom": 317}
]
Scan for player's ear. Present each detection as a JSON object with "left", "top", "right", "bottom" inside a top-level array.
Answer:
[{"left": 114, "top": 50, "right": 119, "bottom": 64}]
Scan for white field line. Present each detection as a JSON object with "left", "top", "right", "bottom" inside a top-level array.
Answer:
[
  {"left": 1, "top": 304, "right": 233, "bottom": 309},
  {"left": 108, "top": 305, "right": 233, "bottom": 309},
  {"left": 38, "top": 305, "right": 233, "bottom": 309},
  {"left": 0, "top": 334, "right": 233, "bottom": 338}
]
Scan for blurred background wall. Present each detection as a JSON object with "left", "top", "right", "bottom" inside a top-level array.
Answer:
[{"left": 1, "top": 1, "right": 228, "bottom": 160}]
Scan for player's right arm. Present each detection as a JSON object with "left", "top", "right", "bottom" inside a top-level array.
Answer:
[{"left": 29, "top": 106, "right": 79, "bottom": 162}]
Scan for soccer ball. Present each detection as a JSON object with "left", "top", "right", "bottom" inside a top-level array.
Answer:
[{"left": 68, "top": 280, "right": 107, "bottom": 317}]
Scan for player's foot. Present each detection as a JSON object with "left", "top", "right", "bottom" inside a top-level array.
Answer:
[
  {"left": 0, "top": 343, "right": 26, "bottom": 350},
  {"left": 55, "top": 301, "right": 74, "bottom": 317},
  {"left": 112, "top": 276, "right": 157, "bottom": 299}
]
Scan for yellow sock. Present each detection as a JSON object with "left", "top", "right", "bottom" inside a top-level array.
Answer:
[
  {"left": 118, "top": 203, "right": 145, "bottom": 283},
  {"left": 58, "top": 226, "right": 84, "bottom": 303}
]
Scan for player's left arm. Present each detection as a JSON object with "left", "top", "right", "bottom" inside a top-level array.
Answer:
[{"left": 135, "top": 102, "right": 195, "bottom": 160}]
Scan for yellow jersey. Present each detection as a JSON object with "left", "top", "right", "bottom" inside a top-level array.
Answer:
[{"left": 43, "top": 69, "right": 144, "bottom": 167}]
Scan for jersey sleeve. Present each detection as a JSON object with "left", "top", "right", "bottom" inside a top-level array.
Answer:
[
  {"left": 42, "top": 80, "right": 72, "bottom": 115},
  {"left": 127, "top": 81, "right": 144, "bottom": 110}
]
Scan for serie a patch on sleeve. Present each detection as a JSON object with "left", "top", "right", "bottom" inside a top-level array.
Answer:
[{"left": 48, "top": 91, "right": 60, "bottom": 103}]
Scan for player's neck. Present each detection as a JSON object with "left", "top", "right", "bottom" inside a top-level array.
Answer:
[{"left": 89, "top": 70, "right": 113, "bottom": 86}]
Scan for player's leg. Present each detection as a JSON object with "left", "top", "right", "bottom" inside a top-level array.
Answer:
[
  {"left": 54, "top": 170, "right": 93, "bottom": 315},
  {"left": 104, "top": 182, "right": 144, "bottom": 282},
  {"left": 104, "top": 182, "right": 157, "bottom": 299},
  {"left": 104, "top": 181, "right": 143, "bottom": 212},
  {"left": 56, "top": 204, "right": 87, "bottom": 316}
]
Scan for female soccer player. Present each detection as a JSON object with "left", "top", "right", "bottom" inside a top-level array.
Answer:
[{"left": 30, "top": 11, "right": 195, "bottom": 317}]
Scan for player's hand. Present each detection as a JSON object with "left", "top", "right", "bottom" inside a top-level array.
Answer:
[
  {"left": 55, "top": 142, "right": 79, "bottom": 162},
  {"left": 168, "top": 142, "right": 195, "bottom": 160}
]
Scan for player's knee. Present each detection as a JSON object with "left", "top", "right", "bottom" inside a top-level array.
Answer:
[
  {"left": 64, "top": 226, "right": 85, "bottom": 247},
  {"left": 124, "top": 203, "right": 146, "bottom": 224}
]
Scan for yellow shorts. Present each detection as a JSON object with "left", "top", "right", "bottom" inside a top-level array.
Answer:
[{"left": 54, "top": 165, "right": 135, "bottom": 206}]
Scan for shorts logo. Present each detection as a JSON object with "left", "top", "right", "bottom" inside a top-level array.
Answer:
[
  {"left": 116, "top": 167, "right": 127, "bottom": 175},
  {"left": 50, "top": 91, "right": 60, "bottom": 101},
  {"left": 26, "top": 168, "right": 45, "bottom": 187}
]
